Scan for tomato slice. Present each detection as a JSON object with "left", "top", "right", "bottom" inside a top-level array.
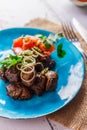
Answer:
[
  {"left": 22, "top": 40, "right": 34, "bottom": 50},
  {"left": 22, "top": 36, "right": 40, "bottom": 50},
  {"left": 48, "top": 45, "right": 55, "bottom": 53},
  {"left": 13, "top": 37, "right": 23, "bottom": 48},
  {"left": 43, "top": 51, "right": 50, "bottom": 56},
  {"left": 39, "top": 43, "right": 46, "bottom": 51},
  {"left": 12, "top": 36, "right": 55, "bottom": 56}
]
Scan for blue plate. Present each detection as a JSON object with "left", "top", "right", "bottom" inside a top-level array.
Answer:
[{"left": 0, "top": 28, "right": 85, "bottom": 119}]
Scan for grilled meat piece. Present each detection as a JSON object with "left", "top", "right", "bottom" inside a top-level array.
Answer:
[
  {"left": 5, "top": 66, "right": 20, "bottom": 82},
  {"left": 35, "top": 63, "right": 44, "bottom": 72},
  {"left": 31, "top": 74, "right": 46, "bottom": 96},
  {"left": 37, "top": 55, "right": 55, "bottom": 69},
  {"left": 0, "top": 68, "right": 8, "bottom": 82},
  {"left": 21, "top": 71, "right": 36, "bottom": 87},
  {"left": 48, "top": 59, "right": 55, "bottom": 69},
  {"left": 45, "top": 71, "right": 58, "bottom": 91},
  {"left": 6, "top": 82, "right": 32, "bottom": 100},
  {"left": 6, "top": 83, "right": 22, "bottom": 99},
  {"left": 18, "top": 86, "right": 32, "bottom": 100}
]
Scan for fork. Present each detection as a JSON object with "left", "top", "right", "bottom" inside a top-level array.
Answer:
[{"left": 62, "top": 22, "right": 87, "bottom": 60}]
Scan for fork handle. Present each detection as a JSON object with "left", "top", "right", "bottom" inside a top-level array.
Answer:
[{"left": 73, "top": 42, "right": 87, "bottom": 61}]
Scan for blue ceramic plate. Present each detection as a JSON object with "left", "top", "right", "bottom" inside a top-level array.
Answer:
[{"left": 0, "top": 28, "right": 85, "bottom": 119}]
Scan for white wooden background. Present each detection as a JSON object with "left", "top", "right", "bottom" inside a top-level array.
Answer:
[{"left": 0, "top": 0, "right": 87, "bottom": 130}]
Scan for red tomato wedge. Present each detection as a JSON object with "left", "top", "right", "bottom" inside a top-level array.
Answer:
[
  {"left": 43, "top": 51, "right": 50, "bottom": 56},
  {"left": 39, "top": 43, "right": 46, "bottom": 51},
  {"left": 12, "top": 35, "right": 55, "bottom": 56},
  {"left": 48, "top": 45, "right": 55, "bottom": 53},
  {"left": 13, "top": 37, "right": 23, "bottom": 48},
  {"left": 22, "top": 37, "right": 38, "bottom": 50},
  {"left": 38, "top": 42, "right": 55, "bottom": 53}
]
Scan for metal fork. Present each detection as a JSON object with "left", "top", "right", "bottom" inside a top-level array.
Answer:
[{"left": 62, "top": 22, "right": 87, "bottom": 60}]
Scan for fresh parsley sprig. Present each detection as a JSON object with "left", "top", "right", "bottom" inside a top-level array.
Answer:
[
  {"left": 0, "top": 54, "right": 23, "bottom": 71},
  {"left": 36, "top": 34, "right": 52, "bottom": 49},
  {"left": 36, "top": 33, "right": 66, "bottom": 58},
  {"left": 57, "top": 44, "right": 66, "bottom": 58}
]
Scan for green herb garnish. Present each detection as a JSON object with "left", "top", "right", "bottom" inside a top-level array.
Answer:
[
  {"left": 58, "top": 33, "right": 64, "bottom": 38},
  {"left": 0, "top": 54, "right": 23, "bottom": 71},
  {"left": 36, "top": 34, "right": 46, "bottom": 41},
  {"left": 41, "top": 68, "right": 49, "bottom": 75},
  {"left": 44, "top": 40, "right": 51, "bottom": 49},
  {"left": 57, "top": 44, "right": 66, "bottom": 58},
  {"left": 36, "top": 34, "right": 52, "bottom": 49},
  {"left": 36, "top": 33, "right": 66, "bottom": 57}
]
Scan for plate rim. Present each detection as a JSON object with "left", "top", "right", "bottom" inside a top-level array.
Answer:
[{"left": 0, "top": 27, "right": 85, "bottom": 119}]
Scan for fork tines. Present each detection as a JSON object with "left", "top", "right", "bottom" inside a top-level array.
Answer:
[{"left": 62, "top": 22, "right": 79, "bottom": 42}]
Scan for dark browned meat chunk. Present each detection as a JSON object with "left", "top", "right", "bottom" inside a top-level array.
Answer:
[
  {"left": 45, "top": 71, "right": 58, "bottom": 91},
  {"left": 31, "top": 74, "right": 46, "bottom": 96},
  {"left": 6, "top": 83, "right": 22, "bottom": 99},
  {"left": 5, "top": 66, "right": 20, "bottom": 82},
  {"left": 0, "top": 68, "right": 8, "bottom": 82},
  {"left": 18, "top": 86, "right": 32, "bottom": 100},
  {"left": 37, "top": 55, "right": 55, "bottom": 69},
  {"left": 35, "top": 63, "right": 44, "bottom": 72},
  {"left": 6, "top": 82, "right": 32, "bottom": 100}
]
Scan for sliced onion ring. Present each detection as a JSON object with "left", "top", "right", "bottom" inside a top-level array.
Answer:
[
  {"left": 16, "top": 63, "right": 22, "bottom": 70},
  {"left": 21, "top": 65, "right": 35, "bottom": 74},
  {"left": 20, "top": 71, "right": 35, "bottom": 83},
  {"left": 32, "top": 48, "right": 44, "bottom": 57},
  {"left": 23, "top": 56, "right": 36, "bottom": 64}
]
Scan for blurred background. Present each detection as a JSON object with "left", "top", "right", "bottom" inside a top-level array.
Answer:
[{"left": 0, "top": 0, "right": 87, "bottom": 28}]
